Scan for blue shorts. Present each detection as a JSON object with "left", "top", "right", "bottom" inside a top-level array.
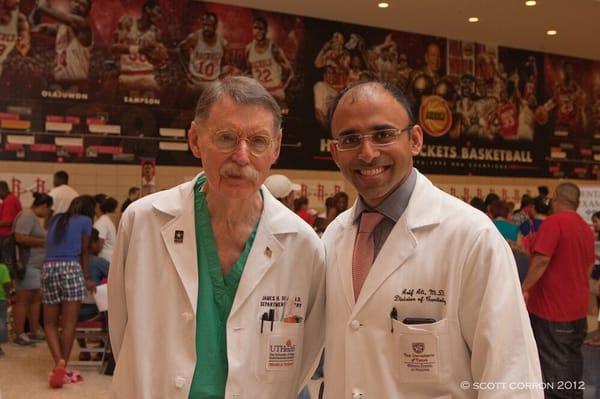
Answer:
[{"left": 41, "top": 260, "right": 86, "bottom": 305}]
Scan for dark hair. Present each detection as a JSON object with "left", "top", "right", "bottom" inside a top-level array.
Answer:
[
  {"left": 254, "top": 16, "right": 268, "bottom": 29},
  {"left": 93, "top": 193, "right": 107, "bottom": 205},
  {"left": 32, "top": 192, "right": 53, "bottom": 208},
  {"left": 484, "top": 193, "right": 500, "bottom": 208},
  {"left": 194, "top": 76, "right": 281, "bottom": 131},
  {"left": 334, "top": 191, "right": 349, "bottom": 200},
  {"left": 537, "top": 185, "right": 549, "bottom": 197},
  {"left": 469, "top": 196, "right": 486, "bottom": 213},
  {"left": 143, "top": 0, "right": 160, "bottom": 13},
  {"left": 519, "top": 194, "right": 534, "bottom": 209},
  {"left": 53, "top": 170, "right": 69, "bottom": 185},
  {"left": 128, "top": 187, "right": 140, "bottom": 196},
  {"left": 0, "top": 180, "right": 8, "bottom": 192},
  {"left": 203, "top": 11, "right": 218, "bottom": 23},
  {"left": 100, "top": 197, "right": 118, "bottom": 214},
  {"left": 489, "top": 199, "right": 510, "bottom": 219},
  {"left": 327, "top": 80, "right": 415, "bottom": 133},
  {"left": 533, "top": 195, "right": 550, "bottom": 216},
  {"left": 593, "top": 211, "right": 600, "bottom": 220},
  {"left": 51, "top": 195, "right": 95, "bottom": 243},
  {"left": 293, "top": 196, "right": 308, "bottom": 212}
]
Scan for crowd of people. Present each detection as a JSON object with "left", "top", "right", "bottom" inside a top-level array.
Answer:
[
  {"left": 0, "top": 76, "right": 599, "bottom": 398},
  {"left": 0, "top": 171, "right": 142, "bottom": 387}
]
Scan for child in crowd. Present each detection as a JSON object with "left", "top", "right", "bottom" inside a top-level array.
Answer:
[{"left": 0, "top": 261, "right": 12, "bottom": 356}]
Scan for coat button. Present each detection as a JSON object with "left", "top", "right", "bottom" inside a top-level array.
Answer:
[
  {"left": 182, "top": 312, "right": 194, "bottom": 321},
  {"left": 350, "top": 320, "right": 361, "bottom": 330},
  {"left": 174, "top": 376, "right": 186, "bottom": 388}
]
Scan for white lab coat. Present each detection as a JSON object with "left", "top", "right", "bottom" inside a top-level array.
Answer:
[
  {"left": 322, "top": 171, "right": 543, "bottom": 399},
  {"left": 108, "top": 175, "right": 325, "bottom": 399}
]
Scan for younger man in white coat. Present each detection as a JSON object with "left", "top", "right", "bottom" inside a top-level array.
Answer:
[
  {"left": 322, "top": 80, "right": 543, "bottom": 398},
  {"left": 108, "top": 76, "right": 325, "bottom": 399}
]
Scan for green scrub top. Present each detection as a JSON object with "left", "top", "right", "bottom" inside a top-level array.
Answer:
[{"left": 189, "top": 176, "right": 258, "bottom": 399}]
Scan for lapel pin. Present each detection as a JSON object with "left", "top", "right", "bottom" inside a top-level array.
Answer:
[
  {"left": 174, "top": 230, "right": 184, "bottom": 243},
  {"left": 264, "top": 247, "right": 272, "bottom": 258}
]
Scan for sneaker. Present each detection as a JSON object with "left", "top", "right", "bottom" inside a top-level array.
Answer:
[
  {"left": 28, "top": 330, "right": 45, "bottom": 341},
  {"left": 14, "top": 333, "right": 35, "bottom": 346}
]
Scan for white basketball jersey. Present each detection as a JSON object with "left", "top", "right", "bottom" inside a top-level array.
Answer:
[
  {"left": 0, "top": 9, "right": 19, "bottom": 74},
  {"left": 247, "top": 40, "right": 283, "bottom": 91},
  {"left": 188, "top": 32, "right": 223, "bottom": 82},
  {"left": 53, "top": 24, "right": 91, "bottom": 81},
  {"left": 120, "top": 18, "right": 157, "bottom": 74}
]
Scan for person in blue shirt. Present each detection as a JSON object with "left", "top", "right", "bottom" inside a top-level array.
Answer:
[{"left": 42, "top": 195, "right": 95, "bottom": 388}]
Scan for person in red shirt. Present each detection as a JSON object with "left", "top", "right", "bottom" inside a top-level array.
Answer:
[
  {"left": 522, "top": 182, "right": 595, "bottom": 398},
  {"left": 0, "top": 181, "right": 23, "bottom": 238},
  {"left": 293, "top": 196, "right": 314, "bottom": 226}
]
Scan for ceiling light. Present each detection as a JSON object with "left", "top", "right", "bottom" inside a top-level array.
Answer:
[
  {"left": 546, "top": 29, "right": 558, "bottom": 36},
  {"left": 525, "top": 0, "right": 536, "bottom": 6},
  {"left": 378, "top": 2, "right": 389, "bottom": 8},
  {"left": 468, "top": 17, "right": 479, "bottom": 22}
]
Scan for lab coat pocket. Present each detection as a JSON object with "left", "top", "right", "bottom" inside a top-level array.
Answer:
[
  {"left": 255, "top": 321, "right": 304, "bottom": 384},
  {"left": 391, "top": 318, "right": 449, "bottom": 384}
]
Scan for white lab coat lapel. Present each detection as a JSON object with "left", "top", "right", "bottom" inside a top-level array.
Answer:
[
  {"left": 333, "top": 209, "right": 359, "bottom": 312},
  {"left": 351, "top": 171, "right": 442, "bottom": 317},
  {"left": 229, "top": 188, "right": 292, "bottom": 320},
  {"left": 153, "top": 178, "right": 199, "bottom": 312}
]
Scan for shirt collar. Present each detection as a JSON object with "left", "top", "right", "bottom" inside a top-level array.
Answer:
[{"left": 353, "top": 168, "right": 417, "bottom": 224}]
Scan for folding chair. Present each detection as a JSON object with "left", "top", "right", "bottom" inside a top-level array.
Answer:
[{"left": 71, "top": 311, "right": 110, "bottom": 370}]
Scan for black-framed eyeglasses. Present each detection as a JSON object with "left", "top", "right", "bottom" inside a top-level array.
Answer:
[
  {"left": 211, "top": 130, "right": 273, "bottom": 155},
  {"left": 332, "top": 126, "right": 414, "bottom": 151}
]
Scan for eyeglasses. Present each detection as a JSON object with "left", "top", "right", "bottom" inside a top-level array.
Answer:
[
  {"left": 212, "top": 130, "right": 273, "bottom": 155},
  {"left": 333, "top": 126, "right": 414, "bottom": 151}
]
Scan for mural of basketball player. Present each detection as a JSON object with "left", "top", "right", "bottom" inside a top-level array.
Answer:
[
  {"left": 30, "top": 0, "right": 91, "bottom": 88},
  {"left": 0, "top": 0, "right": 30, "bottom": 78},
  {"left": 179, "top": 12, "right": 235, "bottom": 91},
  {"left": 553, "top": 61, "right": 587, "bottom": 135},
  {"left": 314, "top": 31, "right": 344, "bottom": 69},
  {"left": 419, "top": 42, "right": 441, "bottom": 84},
  {"left": 371, "top": 34, "right": 398, "bottom": 83},
  {"left": 245, "top": 16, "right": 293, "bottom": 112},
  {"left": 313, "top": 64, "right": 338, "bottom": 127},
  {"left": 111, "top": 0, "right": 164, "bottom": 99}
]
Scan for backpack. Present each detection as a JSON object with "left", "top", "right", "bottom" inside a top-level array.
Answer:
[{"left": 0, "top": 234, "right": 26, "bottom": 280}]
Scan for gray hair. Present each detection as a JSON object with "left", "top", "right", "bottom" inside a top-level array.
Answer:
[
  {"left": 194, "top": 76, "right": 282, "bottom": 131},
  {"left": 555, "top": 182, "right": 580, "bottom": 209}
]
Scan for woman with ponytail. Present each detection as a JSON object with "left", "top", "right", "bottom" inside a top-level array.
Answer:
[{"left": 42, "top": 195, "right": 95, "bottom": 388}]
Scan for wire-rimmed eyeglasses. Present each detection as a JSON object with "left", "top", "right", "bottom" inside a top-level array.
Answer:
[
  {"left": 332, "top": 126, "right": 414, "bottom": 151},
  {"left": 211, "top": 130, "right": 273, "bottom": 156}
]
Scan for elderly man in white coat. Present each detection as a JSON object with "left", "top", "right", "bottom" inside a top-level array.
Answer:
[
  {"left": 322, "top": 80, "right": 543, "bottom": 399},
  {"left": 108, "top": 76, "right": 325, "bottom": 399}
]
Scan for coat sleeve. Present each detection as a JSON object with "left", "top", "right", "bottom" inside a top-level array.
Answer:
[
  {"left": 108, "top": 209, "right": 132, "bottom": 360},
  {"left": 296, "top": 240, "right": 326, "bottom": 393},
  {"left": 458, "top": 224, "right": 543, "bottom": 398}
]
